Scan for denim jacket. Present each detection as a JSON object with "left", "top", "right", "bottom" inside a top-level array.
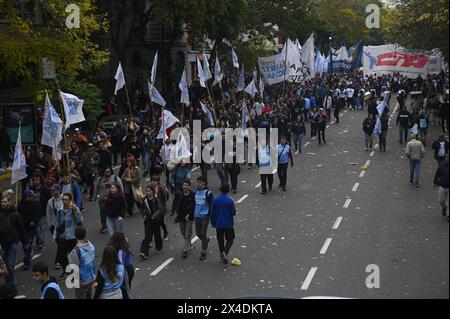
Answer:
[{"left": 52, "top": 206, "right": 83, "bottom": 240}]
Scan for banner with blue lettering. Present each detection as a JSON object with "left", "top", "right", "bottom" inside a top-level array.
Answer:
[{"left": 258, "top": 53, "right": 286, "bottom": 86}]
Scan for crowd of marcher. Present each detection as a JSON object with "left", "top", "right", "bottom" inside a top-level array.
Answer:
[{"left": 0, "top": 70, "right": 448, "bottom": 299}]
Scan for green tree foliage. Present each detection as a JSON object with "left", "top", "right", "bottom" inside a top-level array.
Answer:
[{"left": 384, "top": 0, "right": 449, "bottom": 62}]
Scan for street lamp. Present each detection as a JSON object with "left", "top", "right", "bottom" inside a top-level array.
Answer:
[{"left": 328, "top": 36, "right": 333, "bottom": 77}]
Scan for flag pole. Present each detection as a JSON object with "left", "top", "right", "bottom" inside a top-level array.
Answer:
[
  {"left": 56, "top": 87, "right": 73, "bottom": 191},
  {"left": 283, "top": 38, "right": 289, "bottom": 103},
  {"left": 123, "top": 84, "right": 134, "bottom": 117}
]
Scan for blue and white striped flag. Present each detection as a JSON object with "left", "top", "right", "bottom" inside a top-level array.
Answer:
[
  {"left": 41, "top": 92, "right": 63, "bottom": 148},
  {"left": 237, "top": 64, "right": 245, "bottom": 92}
]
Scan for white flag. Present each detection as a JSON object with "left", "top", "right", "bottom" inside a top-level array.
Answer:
[
  {"left": 301, "top": 33, "right": 316, "bottom": 80},
  {"left": 151, "top": 51, "right": 158, "bottom": 86},
  {"left": 245, "top": 79, "right": 258, "bottom": 98},
  {"left": 213, "top": 53, "right": 223, "bottom": 86},
  {"left": 157, "top": 110, "right": 180, "bottom": 139},
  {"left": 114, "top": 62, "right": 126, "bottom": 95},
  {"left": 174, "top": 132, "right": 192, "bottom": 161},
  {"left": 197, "top": 56, "right": 206, "bottom": 88},
  {"left": 410, "top": 124, "right": 418, "bottom": 135},
  {"left": 203, "top": 51, "right": 213, "bottom": 81},
  {"left": 232, "top": 48, "right": 239, "bottom": 69},
  {"left": 60, "top": 91, "right": 85, "bottom": 129},
  {"left": 259, "top": 76, "right": 265, "bottom": 99},
  {"left": 41, "top": 92, "right": 63, "bottom": 148},
  {"left": 236, "top": 64, "right": 245, "bottom": 92},
  {"left": 241, "top": 100, "right": 250, "bottom": 130},
  {"left": 179, "top": 70, "right": 190, "bottom": 106},
  {"left": 200, "top": 101, "right": 215, "bottom": 126},
  {"left": 148, "top": 81, "right": 166, "bottom": 107},
  {"left": 11, "top": 125, "right": 27, "bottom": 185}
]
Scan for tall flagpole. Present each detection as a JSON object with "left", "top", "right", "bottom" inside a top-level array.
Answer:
[
  {"left": 123, "top": 84, "right": 134, "bottom": 117},
  {"left": 283, "top": 38, "right": 289, "bottom": 103}
]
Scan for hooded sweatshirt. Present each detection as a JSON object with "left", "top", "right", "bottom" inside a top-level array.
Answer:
[{"left": 68, "top": 240, "right": 96, "bottom": 285}]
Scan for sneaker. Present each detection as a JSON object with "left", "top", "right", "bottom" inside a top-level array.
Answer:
[
  {"left": 37, "top": 245, "right": 45, "bottom": 251},
  {"left": 139, "top": 253, "right": 149, "bottom": 260},
  {"left": 415, "top": 184, "right": 419, "bottom": 188},
  {"left": 261, "top": 191, "right": 266, "bottom": 195},
  {"left": 54, "top": 263, "right": 62, "bottom": 270},
  {"left": 23, "top": 265, "right": 30, "bottom": 271},
  {"left": 182, "top": 252, "right": 188, "bottom": 259},
  {"left": 442, "top": 208, "right": 447, "bottom": 217},
  {"left": 282, "top": 187, "right": 287, "bottom": 192},
  {"left": 220, "top": 252, "right": 229, "bottom": 265},
  {"left": 99, "top": 227, "right": 108, "bottom": 234},
  {"left": 200, "top": 253, "right": 207, "bottom": 261},
  {"left": 155, "top": 249, "right": 163, "bottom": 254},
  {"left": 149, "top": 242, "right": 154, "bottom": 248},
  {"left": 232, "top": 189, "right": 237, "bottom": 194},
  {"left": 163, "top": 234, "right": 169, "bottom": 241}
]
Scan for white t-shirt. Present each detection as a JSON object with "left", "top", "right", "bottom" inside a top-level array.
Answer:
[
  {"left": 346, "top": 88, "right": 355, "bottom": 98},
  {"left": 438, "top": 142, "right": 446, "bottom": 157},
  {"left": 254, "top": 102, "right": 263, "bottom": 116}
]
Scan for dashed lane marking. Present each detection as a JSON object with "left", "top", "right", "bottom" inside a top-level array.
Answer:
[
  {"left": 320, "top": 238, "right": 333, "bottom": 255},
  {"left": 332, "top": 217, "right": 343, "bottom": 230},
  {"left": 237, "top": 194, "right": 249, "bottom": 204},
  {"left": 301, "top": 267, "right": 318, "bottom": 290},
  {"left": 370, "top": 151, "right": 375, "bottom": 157},
  {"left": 359, "top": 171, "right": 365, "bottom": 178},
  {"left": 343, "top": 198, "right": 352, "bottom": 209},
  {"left": 352, "top": 183, "right": 359, "bottom": 192},
  {"left": 15, "top": 254, "right": 41, "bottom": 270},
  {"left": 150, "top": 258, "right": 175, "bottom": 276},
  {"left": 191, "top": 236, "right": 199, "bottom": 245},
  {"left": 255, "top": 182, "right": 261, "bottom": 188},
  {"left": 191, "top": 166, "right": 200, "bottom": 173}
]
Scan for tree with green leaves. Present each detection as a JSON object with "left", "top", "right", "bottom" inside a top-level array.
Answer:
[{"left": 384, "top": 0, "right": 449, "bottom": 62}]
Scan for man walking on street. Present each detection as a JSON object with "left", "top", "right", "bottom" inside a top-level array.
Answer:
[
  {"left": 397, "top": 107, "right": 411, "bottom": 145},
  {"left": 431, "top": 134, "right": 449, "bottom": 167},
  {"left": 194, "top": 176, "right": 214, "bottom": 261},
  {"left": 434, "top": 154, "right": 449, "bottom": 222},
  {"left": 405, "top": 134, "right": 425, "bottom": 187},
  {"left": 68, "top": 225, "right": 96, "bottom": 299},
  {"left": 210, "top": 184, "right": 237, "bottom": 265},
  {"left": 175, "top": 181, "right": 195, "bottom": 259},
  {"left": 277, "top": 136, "right": 294, "bottom": 192}
]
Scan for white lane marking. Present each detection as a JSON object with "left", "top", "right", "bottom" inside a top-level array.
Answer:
[
  {"left": 326, "top": 125, "right": 330, "bottom": 128},
  {"left": 343, "top": 198, "right": 352, "bottom": 209},
  {"left": 359, "top": 171, "right": 365, "bottom": 178},
  {"left": 301, "top": 267, "right": 318, "bottom": 290},
  {"left": 320, "top": 238, "right": 333, "bottom": 255},
  {"left": 307, "top": 152, "right": 316, "bottom": 155},
  {"left": 15, "top": 254, "right": 41, "bottom": 270},
  {"left": 365, "top": 160, "right": 371, "bottom": 167},
  {"left": 113, "top": 165, "right": 121, "bottom": 171},
  {"left": 191, "top": 166, "right": 200, "bottom": 173},
  {"left": 255, "top": 182, "right": 261, "bottom": 188},
  {"left": 241, "top": 180, "right": 247, "bottom": 183},
  {"left": 332, "top": 217, "right": 343, "bottom": 230},
  {"left": 312, "top": 137, "right": 317, "bottom": 140},
  {"left": 295, "top": 151, "right": 299, "bottom": 155},
  {"left": 272, "top": 169, "right": 277, "bottom": 174},
  {"left": 304, "top": 142, "right": 311, "bottom": 147},
  {"left": 237, "top": 194, "right": 249, "bottom": 204},
  {"left": 191, "top": 236, "right": 199, "bottom": 245},
  {"left": 374, "top": 144, "right": 379, "bottom": 149},
  {"left": 331, "top": 121, "right": 336, "bottom": 124},
  {"left": 340, "top": 114, "right": 344, "bottom": 117},
  {"left": 370, "top": 151, "right": 375, "bottom": 157},
  {"left": 150, "top": 258, "right": 175, "bottom": 276},
  {"left": 352, "top": 183, "right": 359, "bottom": 192}
]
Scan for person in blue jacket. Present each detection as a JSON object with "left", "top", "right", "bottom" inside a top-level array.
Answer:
[
  {"left": 59, "top": 170, "right": 84, "bottom": 211},
  {"left": 194, "top": 176, "right": 214, "bottom": 261},
  {"left": 210, "top": 184, "right": 237, "bottom": 265},
  {"left": 32, "top": 262, "right": 64, "bottom": 299}
]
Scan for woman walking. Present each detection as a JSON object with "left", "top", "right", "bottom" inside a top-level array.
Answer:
[
  {"left": 121, "top": 155, "right": 141, "bottom": 217},
  {"left": 105, "top": 183, "right": 126, "bottom": 237},
  {"left": 139, "top": 185, "right": 163, "bottom": 259},
  {"left": 108, "top": 232, "right": 134, "bottom": 298},
  {"left": 93, "top": 246, "right": 128, "bottom": 299}
]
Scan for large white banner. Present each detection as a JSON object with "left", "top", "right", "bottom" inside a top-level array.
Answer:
[
  {"left": 258, "top": 53, "right": 286, "bottom": 85},
  {"left": 363, "top": 45, "right": 442, "bottom": 78}
]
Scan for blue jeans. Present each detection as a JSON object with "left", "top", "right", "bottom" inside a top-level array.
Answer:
[
  {"left": 106, "top": 216, "right": 123, "bottom": 237},
  {"left": 143, "top": 152, "right": 150, "bottom": 174},
  {"left": 399, "top": 125, "right": 408, "bottom": 144},
  {"left": 409, "top": 159, "right": 421, "bottom": 185},
  {"left": 293, "top": 133, "right": 304, "bottom": 152},
  {"left": 23, "top": 231, "right": 36, "bottom": 267},
  {"left": 36, "top": 216, "right": 47, "bottom": 247},
  {"left": 364, "top": 133, "right": 373, "bottom": 150},
  {"left": 3, "top": 242, "right": 19, "bottom": 285}
]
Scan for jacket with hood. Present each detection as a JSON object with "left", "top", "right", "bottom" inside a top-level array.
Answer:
[
  {"left": 0, "top": 206, "right": 27, "bottom": 246},
  {"left": 68, "top": 240, "right": 96, "bottom": 285},
  {"left": 17, "top": 199, "right": 41, "bottom": 232},
  {"left": 40, "top": 278, "right": 64, "bottom": 299},
  {"left": 105, "top": 191, "right": 126, "bottom": 218}
]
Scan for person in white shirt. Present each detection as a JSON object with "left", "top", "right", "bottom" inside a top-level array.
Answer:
[
  {"left": 346, "top": 87, "right": 355, "bottom": 110},
  {"left": 323, "top": 92, "right": 333, "bottom": 122},
  {"left": 253, "top": 100, "right": 263, "bottom": 120}
]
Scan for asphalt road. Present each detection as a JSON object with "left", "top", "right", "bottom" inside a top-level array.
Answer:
[{"left": 6, "top": 98, "right": 449, "bottom": 299}]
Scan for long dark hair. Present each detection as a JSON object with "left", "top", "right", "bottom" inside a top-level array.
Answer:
[
  {"left": 100, "top": 245, "right": 121, "bottom": 282},
  {"left": 108, "top": 231, "right": 133, "bottom": 256}
]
